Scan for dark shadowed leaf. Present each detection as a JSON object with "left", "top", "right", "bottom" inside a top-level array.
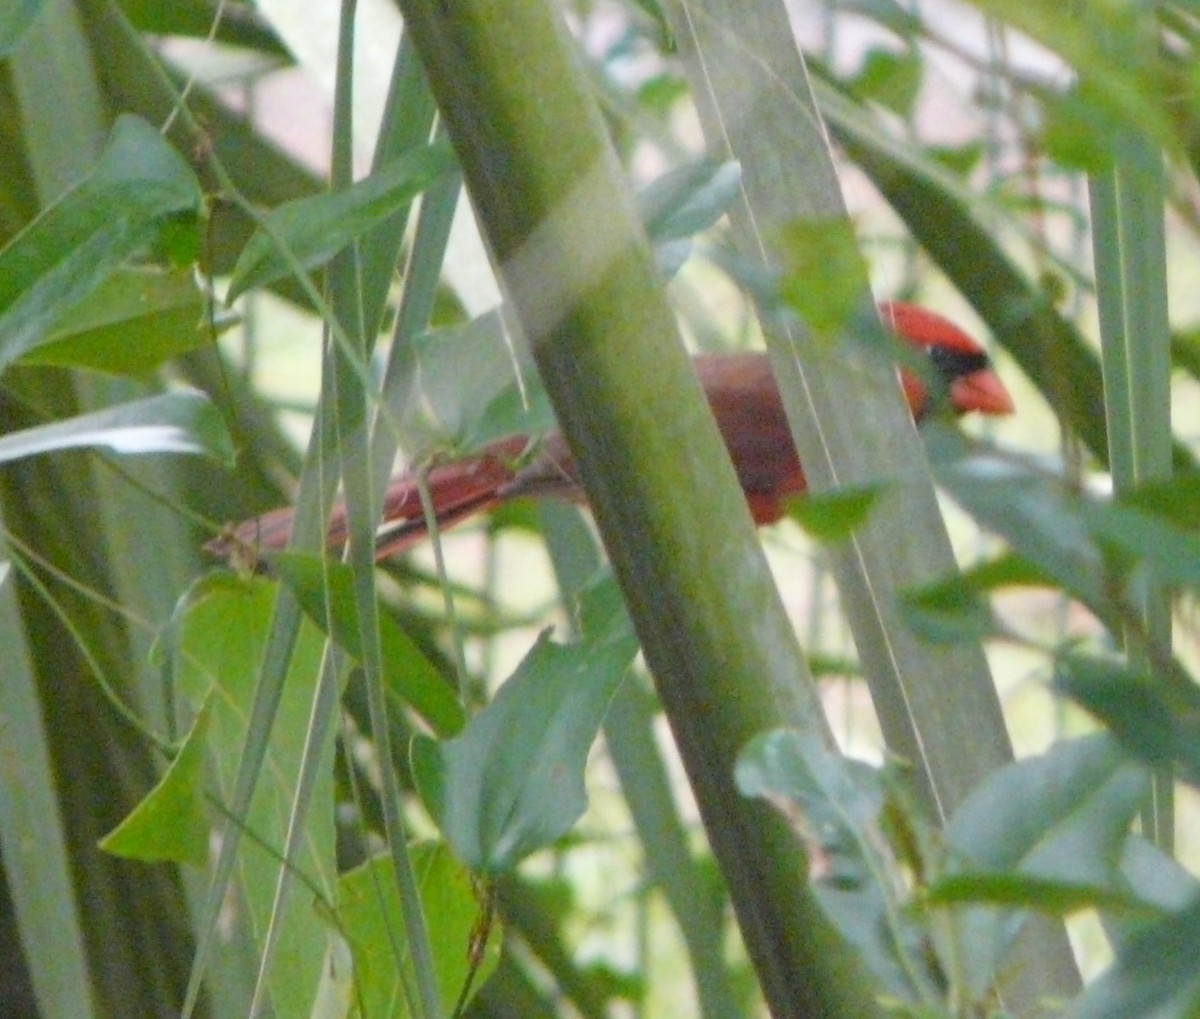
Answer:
[
  {"left": 0, "top": 115, "right": 202, "bottom": 372},
  {"left": 17, "top": 268, "right": 206, "bottom": 379},
  {"left": 1054, "top": 655, "right": 1200, "bottom": 786}
]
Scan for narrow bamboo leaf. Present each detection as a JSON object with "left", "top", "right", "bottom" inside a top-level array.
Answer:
[
  {"left": 119, "top": 0, "right": 288, "bottom": 56},
  {"left": 941, "top": 734, "right": 1149, "bottom": 998},
  {"left": 271, "top": 552, "right": 464, "bottom": 737},
  {"left": 637, "top": 158, "right": 741, "bottom": 244},
  {"left": 736, "top": 728, "right": 939, "bottom": 1004},
  {"left": 0, "top": 0, "right": 46, "bottom": 57},
  {"left": 0, "top": 115, "right": 202, "bottom": 371},
  {"left": 338, "top": 843, "right": 502, "bottom": 1017},
  {"left": 17, "top": 267, "right": 206, "bottom": 378},
  {"left": 638, "top": 160, "right": 741, "bottom": 277},
  {"left": 226, "top": 141, "right": 457, "bottom": 301},
  {"left": 0, "top": 390, "right": 233, "bottom": 464},
  {"left": 927, "top": 872, "right": 1144, "bottom": 914},
  {"left": 1120, "top": 836, "right": 1200, "bottom": 917},
  {"left": 411, "top": 589, "right": 637, "bottom": 874},
  {"left": 174, "top": 573, "right": 337, "bottom": 1019},
  {"left": 1054, "top": 656, "right": 1200, "bottom": 786},
  {"left": 99, "top": 697, "right": 212, "bottom": 866},
  {"left": 391, "top": 311, "right": 553, "bottom": 458},
  {"left": 1062, "top": 895, "right": 1200, "bottom": 1019}
]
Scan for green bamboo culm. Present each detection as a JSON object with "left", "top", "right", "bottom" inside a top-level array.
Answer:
[
  {"left": 393, "top": 1, "right": 885, "bottom": 1016},
  {"left": 656, "top": 2, "right": 1080, "bottom": 1011}
]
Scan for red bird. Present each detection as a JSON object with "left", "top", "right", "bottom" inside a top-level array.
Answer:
[{"left": 212, "top": 302, "right": 1012, "bottom": 563}]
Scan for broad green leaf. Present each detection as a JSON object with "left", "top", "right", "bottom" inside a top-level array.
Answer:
[
  {"left": 940, "top": 734, "right": 1149, "bottom": 998},
  {"left": 0, "top": 115, "right": 202, "bottom": 372},
  {"left": 1075, "top": 498, "right": 1200, "bottom": 591},
  {"left": 99, "top": 696, "right": 212, "bottom": 866},
  {"left": 0, "top": 390, "right": 233, "bottom": 464},
  {"left": 1121, "top": 471, "right": 1200, "bottom": 530},
  {"left": 1054, "top": 655, "right": 1200, "bottom": 786},
  {"left": 785, "top": 484, "right": 881, "bottom": 542},
  {"left": 271, "top": 552, "right": 464, "bottom": 737},
  {"left": 736, "top": 728, "right": 940, "bottom": 1002},
  {"left": 925, "top": 425, "right": 1107, "bottom": 608},
  {"left": 411, "top": 583, "right": 637, "bottom": 875},
  {"left": 1041, "top": 82, "right": 1120, "bottom": 172},
  {"left": 851, "top": 47, "right": 922, "bottom": 118},
  {"left": 775, "top": 217, "right": 869, "bottom": 337},
  {"left": 338, "top": 843, "right": 501, "bottom": 1018},
  {"left": 1063, "top": 895, "right": 1200, "bottom": 1019},
  {"left": 899, "top": 554, "right": 1053, "bottom": 644},
  {"left": 17, "top": 267, "right": 207, "bottom": 378},
  {"left": 226, "top": 141, "right": 457, "bottom": 301},
  {"left": 175, "top": 573, "right": 337, "bottom": 1019}
]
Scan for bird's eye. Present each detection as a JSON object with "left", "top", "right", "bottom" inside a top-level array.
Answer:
[{"left": 927, "top": 344, "right": 990, "bottom": 383}]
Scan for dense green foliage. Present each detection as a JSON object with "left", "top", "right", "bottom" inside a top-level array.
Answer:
[{"left": 1, "top": 2, "right": 1199, "bottom": 1018}]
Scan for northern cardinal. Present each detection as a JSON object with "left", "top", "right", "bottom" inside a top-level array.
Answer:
[{"left": 211, "top": 302, "right": 1012, "bottom": 564}]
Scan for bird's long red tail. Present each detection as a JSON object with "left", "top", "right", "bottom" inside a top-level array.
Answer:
[{"left": 212, "top": 435, "right": 532, "bottom": 566}]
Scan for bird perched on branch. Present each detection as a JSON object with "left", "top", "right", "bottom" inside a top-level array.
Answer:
[{"left": 210, "top": 302, "right": 1012, "bottom": 564}]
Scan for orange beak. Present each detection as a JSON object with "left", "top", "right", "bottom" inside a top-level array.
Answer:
[{"left": 950, "top": 369, "right": 1015, "bottom": 416}]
